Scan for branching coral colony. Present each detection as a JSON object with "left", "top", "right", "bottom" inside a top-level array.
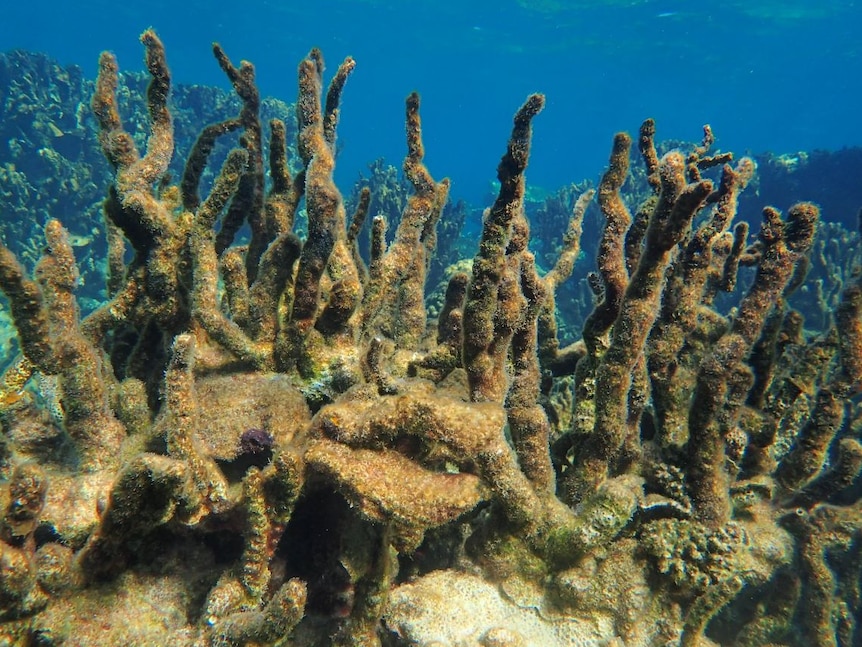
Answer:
[{"left": 0, "top": 28, "right": 859, "bottom": 647}]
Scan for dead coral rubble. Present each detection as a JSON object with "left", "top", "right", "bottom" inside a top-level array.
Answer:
[{"left": 0, "top": 28, "right": 859, "bottom": 647}]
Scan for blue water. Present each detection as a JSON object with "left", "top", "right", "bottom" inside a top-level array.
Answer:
[{"left": 2, "top": 0, "right": 859, "bottom": 204}]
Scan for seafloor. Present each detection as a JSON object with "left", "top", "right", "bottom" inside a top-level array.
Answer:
[{"left": 0, "top": 30, "right": 860, "bottom": 647}]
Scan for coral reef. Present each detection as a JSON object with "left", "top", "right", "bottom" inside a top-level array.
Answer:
[
  {"left": 0, "top": 29, "right": 859, "bottom": 647},
  {"left": 0, "top": 48, "right": 296, "bottom": 336}
]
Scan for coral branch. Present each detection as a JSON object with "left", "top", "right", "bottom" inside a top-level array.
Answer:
[
  {"left": 463, "top": 94, "right": 544, "bottom": 403},
  {"left": 572, "top": 152, "right": 713, "bottom": 500}
]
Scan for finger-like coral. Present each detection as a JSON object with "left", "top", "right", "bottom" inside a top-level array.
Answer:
[{"left": 0, "top": 29, "right": 857, "bottom": 647}]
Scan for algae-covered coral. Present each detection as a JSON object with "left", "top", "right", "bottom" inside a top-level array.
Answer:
[{"left": 0, "top": 29, "right": 859, "bottom": 647}]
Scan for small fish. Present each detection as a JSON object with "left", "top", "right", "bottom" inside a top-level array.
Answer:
[
  {"left": 656, "top": 11, "right": 678, "bottom": 18},
  {"left": 67, "top": 233, "right": 93, "bottom": 247}
]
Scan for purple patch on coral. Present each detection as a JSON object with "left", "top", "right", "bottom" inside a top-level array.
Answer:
[{"left": 239, "top": 427, "right": 275, "bottom": 455}]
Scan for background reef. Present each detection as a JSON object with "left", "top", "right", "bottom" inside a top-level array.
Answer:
[
  {"left": 0, "top": 32, "right": 860, "bottom": 646},
  {"left": 2, "top": 47, "right": 861, "bottom": 358}
]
